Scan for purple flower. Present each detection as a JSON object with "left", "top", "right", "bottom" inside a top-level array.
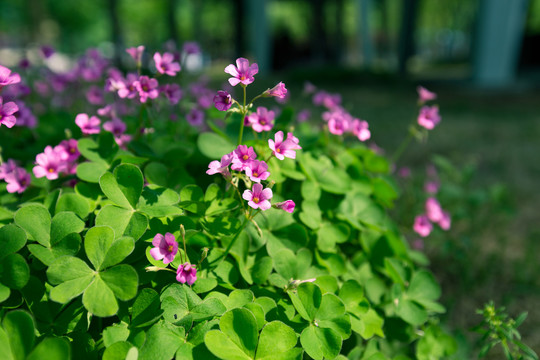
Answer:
[
  {"left": 183, "top": 42, "right": 201, "bottom": 55},
  {"left": 264, "top": 82, "right": 287, "bottom": 99},
  {"left": 176, "top": 263, "right": 197, "bottom": 285},
  {"left": 242, "top": 183, "right": 273, "bottom": 210},
  {"left": 224, "top": 58, "right": 258, "bottom": 86},
  {"left": 0, "top": 65, "right": 21, "bottom": 90},
  {"left": 103, "top": 117, "right": 127, "bottom": 137},
  {"left": 268, "top": 131, "right": 302, "bottom": 160},
  {"left": 40, "top": 45, "right": 55, "bottom": 59},
  {"left": 275, "top": 200, "right": 295, "bottom": 213},
  {"left": 150, "top": 232, "right": 178, "bottom": 264},
  {"left": 438, "top": 211, "right": 451, "bottom": 230},
  {"left": 297, "top": 109, "right": 310, "bottom": 123},
  {"left": 160, "top": 84, "right": 183, "bottom": 105},
  {"left": 14, "top": 101, "right": 37, "bottom": 128},
  {"left": 397, "top": 167, "right": 411, "bottom": 178},
  {"left": 186, "top": 108, "right": 204, "bottom": 127},
  {"left": 55, "top": 139, "right": 80, "bottom": 162},
  {"left": 413, "top": 215, "right": 432, "bottom": 238},
  {"left": 33, "top": 146, "right": 67, "bottom": 180},
  {"left": 86, "top": 85, "right": 104, "bottom": 105},
  {"left": 425, "top": 197, "right": 444, "bottom": 223},
  {"left": 126, "top": 45, "right": 145, "bottom": 64},
  {"left": 75, "top": 113, "right": 101, "bottom": 135},
  {"left": 0, "top": 96, "right": 19, "bottom": 128},
  {"left": 248, "top": 107, "right": 275, "bottom": 133},
  {"left": 303, "top": 81, "right": 316, "bottom": 94},
  {"left": 424, "top": 181, "right": 439, "bottom": 194},
  {"left": 417, "top": 105, "right": 441, "bottom": 130},
  {"left": 244, "top": 160, "right": 270, "bottom": 183},
  {"left": 313, "top": 91, "right": 341, "bottom": 109},
  {"left": 134, "top": 76, "right": 159, "bottom": 103},
  {"left": 207, "top": 153, "right": 233, "bottom": 178},
  {"left": 231, "top": 145, "right": 257, "bottom": 171},
  {"left": 351, "top": 119, "right": 371, "bottom": 141},
  {"left": 417, "top": 86, "right": 437, "bottom": 104},
  {"left": 116, "top": 73, "right": 139, "bottom": 99},
  {"left": 5, "top": 167, "right": 31, "bottom": 194},
  {"left": 154, "top": 52, "right": 181, "bottom": 76},
  {"left": 0, "top": 159, "right": 17, "bottom": 180},
  {"left": 213, "top": 90, "right": 232, "bottom": 111}
]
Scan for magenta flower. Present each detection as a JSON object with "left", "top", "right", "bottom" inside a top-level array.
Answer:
[
  {"left": 417, "top": 86, "right": 437, "bottom": 103},
  {"left": 14, "top": 101, "right": 37, "bottom": 129},
  {"left": 207, "top": 153, "right": 233, "bottom": 178},
  {"left": 154, "top": 52, "right": 181, "bottom": 76},
  {"left": 33, "top": 146, "right": 67, "bottom": 180},
  {"left": 275, "top": 200, "right": 295, "bottom": 213},
  {"left": 150, "top": 232, "right": 178, "bottom": 264},
  {"left": 116, "top": 74, "right": 139, "bottom": 99},
  {"left": 242, "top": 183, "right": 273, "bottom": 210},
  {"left": 183, "top": 42, "right": 201, "bottom": 55},
  {"left": 425, "top": 197, "right": 444, "bottom": 223},
  {"left": 126, "top": 45, "right": 145, "bottom": 64},
  {"left": 231, "top": 145, "right": 257, "bottom": 171},
  {"left": 303, "top": 81, "right": 316, "bottom": 94},
  {"left": 224, "top": 58, "right": 258, "bottom": 86},
  {"left": 248, "top": 107, "right": 275, "bottom": 133},
  {"left": 186, "top": 108, "right": 204, "bottom": 127},
  {"left": 134, "top": 76, "right": 159, "bottom": 103},
  {"left": 75, "top": 113, "right": 101, "bottom": 135},
  {"left": 0, "top": 159, "right": 17, "bottom": 180},
  {"left": 413, "top": 215, "right": 432, "bottom": 238},
  {"left": 397, "top": 167, "right": 411, "bottom": 178},
  {"left": 351, "top": 119, "right": 371, "bottom": 141},
  {"left": 438, "top": 211, "right": 451, "bottom": 230},
  {"left": 103, "top": 117, "right": 127, "bottom": 137},
  {"left": 268, "top": 131, "right": 302, "bottom": 160},
  {"left": 55, "top": 139, "right": 80, "bottom": 162},
  {"left": 313, "top": 91, "right": 341, "bottom": 109},
  {"left": 244, "top": 160, "right": 270, "bottom": 183},
  {"left": 0, "top": 65, "right": 21, "bottom": 90},
  {"left": 40, "top": 45, "right": 55, "bottom": 59},
  {"left": 417, "top": 105, "right": 441, "bottom": 130},
  {"left": 160, "top": 84, "right": 182, "bottom": 105},
  {"left": 86, "top": 85, "right": 104, "bottom": 105},
  {"left": 424, "top": 181, "right": 439, "bottom": 194},
  {"left": 5, "top": 167, "right": 31, "bottom": 194},
  {"left": 297, "top": 109, "right": 310, "bottom": 122},
  {"left": 0, "top": 96, "right": 19, "bottom": 128},
  {"left": 176, "top": 263, "right": 197, "bottom": 285},
  {"left": 264, "top": 82, "right": 287, "bottom": 99},
  {"left": 213, "top": 90, "right": 233, "bottom": 111}
]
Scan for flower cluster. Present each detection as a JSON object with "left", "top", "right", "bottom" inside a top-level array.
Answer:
[
  {"left": 33, "top": 139, "right": 80, "bottom": 181},
  {"left": 416, "top": 86, "right": 441, "bottom": 130},
  {"left": 0, "top": 159, "right": 30, "bottom": 193},
  {"left": 149, "top": 231, "right": 197, "bottom": 285},
  {"left": 413, "top": 197, "right": 451, "bottom": 238}
]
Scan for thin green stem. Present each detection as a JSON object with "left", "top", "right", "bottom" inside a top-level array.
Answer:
[
  {"left": 391, "top": 127, "right": 415, "bottom": 164},
  {"left": 237, "top": 85, "right": 247, "bottom": 145}
]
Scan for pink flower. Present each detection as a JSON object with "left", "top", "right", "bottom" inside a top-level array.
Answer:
[
  {"left": 417, "top": 105, "right": 441, "bottom": 130},
  {"left": 75, "top": 113, "right": 101, "bottom": 134},
  {"left": 231, "top": 145, "right": 257, "bottom": 171},
  {"left": 264, "top": 82, "right": 287, "bottom": 99},
  {"left": 242, "top": 183, "right": 273, "bottom": 210},
  {"left": 33, "top": 146, "right": 67, "bottom": 180},
  {"left": 303, "top": 81, "right": 316, "bottom": 94},
  {"left": 413, "top": 215, "right": 432, "bottom": 237},
  {"left": 0, "top": 96, "right": 19, "bottom": 128},
  {"left": 351, "top": 119, "right": 371, "bottom": 141},
  {"left": 116, "top": 74, "right": 139, "bottom": 99},
  {"left": 86, "top": 85, "right": 104, "bottom": 105},
  {"left": 417, "top": 86, "right": 437, "bottom": 104},
  {"left": 154, "top": 52, "right": 181, "bottom": 76},
  {"left": 0, "top": 65, "right": 21, "bottom": 90},
  {"left": 103, "top": 117, "right": 127, "bottom": 137},
  {"left": 150, "top": 232, "right": 178, "bottom": 264},
  {"left": 5, "top": 167, "right": 31, "bottom": 194},
  {"left": 14, "top": 101, "right": 37, "bottom": 129},
  {"left": 275, "top": 200, "right": 295, "bottom": 213},
  {"left": 207, "top": 153, "right": 233, "bottom": 178},
  {"left": 160, "top": 84, "right": 182, "bottom": 105},
  {"left": 213, "top": 90, "right": 233, "bottom": 111},
  {"left": 183, "top": 42, "right": 201, "bottom": 55},
  {"left": 248, "top": 107, "right": 274, "bottom": 133},
  {"left": 268, "top": 131, "right": 302, "bottom": 160},
  {"left": 126, "top": 45, "right": 145, "bottom": 64},
  {"left": 224, "top": 58, "right": 258, "bottom": 86},
  {"left": 438, "top": 211, "right": 451, "bottom": 230},
  {"left": 244, "top": 160, "right": 270, "bottom": 183},
  {"left": 134, "top": 76, "right": 159, "bottom": 103},
  {"left": 313, "top": 91, "right": 341, "bottom": 109},
  {"left": 425, "top": 197, "right": 444, "bottom": 223},
  {"left": 176, "top": 263, "right": 197, "bottom": 285},
  {"left": 186, "top": 108, "right": 204, "bottom": 126},
  {"left": 424, "top": 181, "right": 439, "bottom": 194},
  {"left": 0, "top": 159, "right": 17, "bottom": 180},
  {"left": 55, "top": 139, "right": 80, "bottom": 162},
  {"left": 398, "top": 167, "right": 411, "bottom": 178},
  {"left": 297, "top": 109, "right": 310, "bottom": 122}
]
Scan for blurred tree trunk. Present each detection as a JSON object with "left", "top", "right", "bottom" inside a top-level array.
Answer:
[
  {"left": 311, "top": 0, "right": 327, "bottom": 63},
  {"left": 166, "top": 0, "right": 179, "bottom": 45},
  {"left": 107, "top": 0, "right": 123, "bottom": 66},
  {"left": 331, "top": 0, "right": 345, "bottom": 64},
  {"left": 397, "top": 0, "right": 418, "bottom": 74},
  {"left": 233, "top": 0, "right": 246, "bottom": 57}
]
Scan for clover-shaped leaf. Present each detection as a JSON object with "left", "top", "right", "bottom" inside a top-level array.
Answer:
[
  {"left": 0, "top": 226, "right": 29, "bottom": 300},
  {"left": 100, "top": 164, "right": 144, "bottom": 210}
]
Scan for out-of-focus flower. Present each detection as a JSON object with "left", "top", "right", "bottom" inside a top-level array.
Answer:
[
  {"left": 264, "top": 82, "right": 287, "bottom": 99},
  {"left": 160, "top": 84, "right": 182, "bottom": 105},
  {"left": 186, "top": 108, "right": 204, "bottom": 126},
  {"left": 0, "top": 96, "right": 19, "bottom": 128},
  {"left": 274, "top": 200, "right": 295, "bottom": 213},
  {"left": 213, "top": 90, "right": 232, "bottom": 111},
  {"left": 126, "top": 45, "right": 145, "bottom": 64},
  {"left": 242, "top": 183, "right": 273, "bottom": 210},
  {"left": 417, "top": 86, "right": 437, "bottom": 104},
  {"left": 86, "top": 85, "right": 104, "bottom": 105},
  {"left": 417, "top": 105, "right": 441, "bottom": 130},
  {"left": 134, "top": 76, "right": 159, "bottom": 103},
  {"left": 183, "top": 42, "right": 201, "bottom": 55},
  {"left": 33, "top": 146, "right": 67, "bottom": 180},
  {"left": 351, "top": 119, "right": 371, "bottom": 141},
  {"left": 207, "top": 153, "right": 233, "bottom": 178},
  {"left": 224, "top": 58, "right": 258, "bottom": 86},
  {"left": 398, "top": 167, "right": 411, "bottom": 178},
  {"left": 40, "top": 45, "right": 55, "bottom": 59},
  {"left": 425, "top": 197, "right": 444, "bottom": 223},
  {"left": 154, "top": 52, "right": 181, "bottom": 76},
  {"left": 5, "top": 167, "right": 31, "bottom": 194},
  {"left": 424, "top": 181, "right": 440, "bottom": 194},
  {"left": 75, "top": 113, "right": 101, "bottom": 134},
  {"left": 297, "top": 109, "right": 311, "bottom": 123},
  {"left": 55, "top": 139, "right": 80, "bottom": 162},
  {"left": 0, "top": 159, "right": 17, "bottom": 180},
  {"left": 14, "top": 101, "right": 37, "bottom": 128},
  {"left": 413, "top": 215, "right": 432, "bottom": 237},
  {"left": 0, "top": 65, "right": 21, "bottom": 90},
  {"left": 248, "top": 107, "right": 274, "bottom": 133},
  {"left": 150, "top": 232, "right": 178, "bottom": 264},
  {"left": 438, "top": 211, "right": 451, "bottom": 230}
]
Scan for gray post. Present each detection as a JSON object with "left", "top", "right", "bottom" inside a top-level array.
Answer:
[
  {"left": 245, "top": 0, "right": 270, "bottom": 74},
  {"left": 473, "top": 0, "right": 529, "bottom": 86}
]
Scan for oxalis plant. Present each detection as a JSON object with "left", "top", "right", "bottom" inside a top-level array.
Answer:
[{"left": 1, "top": 44, "right": 532, "bottom": 360}]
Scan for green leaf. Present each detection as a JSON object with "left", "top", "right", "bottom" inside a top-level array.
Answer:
[
  {"left": 76, "top": 161, "right": 109, "bottom": 183},
  {"left": 82, "top": 276, "right": 118, "bottom": 317},
  {"left": 131, "top": 288, "right": 162, "bottom": 328},
  {"left": 396, "top": 298, "right": 428, "bottom": 326},
  {"left": 138, "top": 321, "right": 185, "bottom": 360},
  {"left": 3, "top": 310, "right": 35, "bottom": 360},
  {"left": 407, "top": 270, "right": 441, "bottom": 302},
  {"left": 256, "top": 321, "right": 302, "bottom": 360},
  {"left": 100, "top": 265, "right": 138, "bottom": 301},
  {"left": 316, "top": 223, "right": 350, "bottom": 253},
  {"left": 288, "top": 282, "right": 322, "bottom": 322},
  {"left": 251, "top": 256, "right": 273, "bottom": 285},
  {"left": 14, "top": 204, "right": 51, "bottom": 247},
  {"left": 204, "top": 308, "right": 258, "bottom": 360},
  {"left": 300, "top": 325, "right": 341, "bottom": 360},
  {"left": 0, "top": 254, "right": 30, "bottom": 290},
  {"left": 0, "top": 283, "right": 10, "bottom": 303},
  {"left": 47, "top": 256, "right": 93, "bottom": 285},
  {"left": 51, "top": 212, "right": 85, "bottom": 244},
  {"left": 100, "top": 164, "right": 144, "bottom": 209},
  {"left": 0, "top": 225, "right": 26, "bottom": 260},
  {"left": 49, "top": 275, "right": 94, "bottom": 304},
  {"left": 354, "top": 308, "right": 385, "bottom": 339},
  {"left": 144, "top": 162, "right": 169, "bottom": 187},
  {"left": 56, "top": 193, "right": 91, "bottom": 219},
  {"left": 100, "top": 237, "right": 135, "bottom": 269},
  {"left": 103, "top": 341, "right": 135, "bottom": 360},
  {"left": 339, "top": 280, "right": 367, "bottom": 314},
  {"left": 78, "top": 133, "right": 118, "bottom": 164},
  {"left": 95, "top": 205, "right": 148, "bottom": 240},
  {"left": 138, "top": 185, "right": 182, "bottom": 218},
  {"left": 197, "top": 132, "right": 235, "bottom": 159},
  {"left": 102, "top": 323, "right": 130, "bottom": 348},
  {"left": 273, "top": 248, "right": 297, "bottom": 280},
  {"left": 27, "top": 338, "right": 71, "bottom": 360},
  {"left": 0, "top": 327, "right": 13, "bottom": 360},
  {"left": 192, "top": 278, "right": 218, "bottom": 294},
  {"left": 84, "top": 226, "right": 115, "bottom": 271}
]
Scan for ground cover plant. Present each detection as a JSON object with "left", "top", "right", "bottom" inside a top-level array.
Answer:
[{"left": 0, "top": 44, "right": 537, "bottom": 360}]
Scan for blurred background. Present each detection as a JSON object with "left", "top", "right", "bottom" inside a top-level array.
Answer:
[{"left": 1, "top": 0, "right": 540, "bottom": 356}]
